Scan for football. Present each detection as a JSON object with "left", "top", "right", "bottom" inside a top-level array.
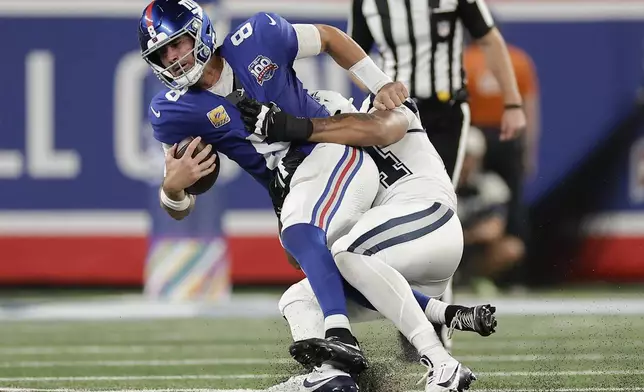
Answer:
[{"left": 174, "top": 137, "right": 220, "bottom": 195}]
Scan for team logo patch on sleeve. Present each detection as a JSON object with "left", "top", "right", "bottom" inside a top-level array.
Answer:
[
  {"left": 207, "top": 105, "right": 231, "bottom": 128},
  {"left": 248, "top": 55, "right": 279, "bottom": 85}
]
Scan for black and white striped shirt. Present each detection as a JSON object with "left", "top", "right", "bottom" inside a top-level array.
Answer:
[{"left": 349, "top": 0, "right": 495, "bottom": 101}]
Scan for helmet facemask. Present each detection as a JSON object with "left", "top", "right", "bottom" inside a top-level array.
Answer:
[{"left": 142, "top": 18, "right": 213, "bottom": 90}]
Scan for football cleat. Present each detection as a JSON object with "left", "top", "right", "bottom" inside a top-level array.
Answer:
[
  {"left": 447, "top": 304, "right": 497, "bottom": 338},
  {"left": 266, "top": 375, "right": 307, "bottom": 392},
  {"left": 290, "top": 337, "right": 369, "bottom": 375},
  {"left": 418, "top": 356, "right": 476, "bottom": 392},
  {"left": 302, "top": 367, "right": 359, "bottom": 392},
  {"left": 267, "top": 368, "right": 359, "bottom": 392}
]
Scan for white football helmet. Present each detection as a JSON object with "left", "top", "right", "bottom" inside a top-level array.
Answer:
[{"left": 309, "top": 90, "right": 358, "bottom": 115}]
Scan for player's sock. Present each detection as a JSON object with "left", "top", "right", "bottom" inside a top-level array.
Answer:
[
  {"left": 413, "top": 290, "right": 467, "bottom": 326},
  {"left": 281, "top": 224, "right": 353, "bottom": 343},
  {"left": 334, "top": 250, "right": 449, "bottom": 362},
  {"left": 424, "top": 297, "right": 449, "bottom": 324},
  {"left": 279, "top": 281, "right": 325, "bottom": 341},
  {"left": 410, "top": 325, "right": 452, "bottom": 365}
]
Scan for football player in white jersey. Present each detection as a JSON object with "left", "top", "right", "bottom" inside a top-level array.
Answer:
[{"left": 233, "top": 88, "right": 496, "bottom": 392}]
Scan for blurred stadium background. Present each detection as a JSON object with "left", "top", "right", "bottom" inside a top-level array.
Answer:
[{"left": 1, "top": 0, "right": 644, "bottom": 391}]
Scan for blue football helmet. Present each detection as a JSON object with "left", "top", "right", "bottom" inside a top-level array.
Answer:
[{"left": 138, "top": 0, "right": 216, "bottom": 90}]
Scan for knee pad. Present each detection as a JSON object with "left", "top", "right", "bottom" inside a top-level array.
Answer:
[{"left": 278, "top": 279, "right": 316, "bottom": 317}]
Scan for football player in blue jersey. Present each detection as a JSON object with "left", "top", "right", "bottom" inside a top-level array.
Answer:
[{"left": 137, "top": 0, "right": 409, "bottom": 387}]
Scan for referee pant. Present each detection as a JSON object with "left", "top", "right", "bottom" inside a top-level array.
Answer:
[{"left": 416, "top": 98, "right": 471, "bottom": 186}]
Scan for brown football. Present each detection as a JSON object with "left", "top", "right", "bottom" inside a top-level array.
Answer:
[{"left": 174, "top": 137, "right": 220, "bottom": 195}]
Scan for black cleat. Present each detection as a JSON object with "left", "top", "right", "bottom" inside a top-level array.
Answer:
[
  {"left": 448, "top": 304, "right": 497, "bottom": 338},
  {"left": 289, "top": 337, "right": 369, "bottom": 375}
]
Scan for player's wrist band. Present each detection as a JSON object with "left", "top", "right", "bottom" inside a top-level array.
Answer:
[
  {"left": 393, "top": 106, "right": 417, "bottom": 128},
  {"left": 271, "top": 115, "right": 313, "bottom": 142},
  {"left": 504, "top": 103, "right": 523, "bottom": 110},
  {"left": 160, "top": 188, "right": 191, "bottom": 211},
  {"left": 349, "top": 56, "right": 392, "bottom": 95}
]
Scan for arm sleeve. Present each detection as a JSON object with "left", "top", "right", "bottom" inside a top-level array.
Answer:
[{"left": 293, "top": 24, "right": 322, "bottom": 59}]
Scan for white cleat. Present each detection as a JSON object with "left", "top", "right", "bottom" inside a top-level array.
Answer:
[
  {"left": 266, "top": 366, "right": 358, "bottom": 392},
  {"left": 266, "top": 374, "right": 307, "bottom": 392},
  {"left": 418, "top": 356, "right": 477, "bottom": 392},
  {"left": 302, "top": 365, "right": 358, "bottom": 392}
]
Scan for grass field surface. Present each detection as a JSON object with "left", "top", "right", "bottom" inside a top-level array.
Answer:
[{"left": 0, "top": 306, "right": 642, "bottom": 392}]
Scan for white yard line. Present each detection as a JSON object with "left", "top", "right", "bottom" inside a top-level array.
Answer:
[
  {"left": 1, "top": 370, "right": 643, "bottom": 382},
  {"left": 0, "top": 353, "right": 636, "bottom": 368},
  {"left": 2, "top": 338, "right": 643, "bottom": 356},
  {"left": 2, "top": 297, "right": 644, "bottom": 321},
  {"left": 0, "top": 344, "right": 284, "bottom": 355},
  {"left": 0, "top": 358, "right": 292, "bottom": 368},
  {"left": 0, "top": 375, "right": 285, "bottom": 382},
  {"left": 482, "top": 370, "right": 644, "bottom": 377},
  {"left": 456, "top": 339, "right": 644, "bottom": 350}
]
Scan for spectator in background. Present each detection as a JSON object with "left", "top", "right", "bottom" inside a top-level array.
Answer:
[
  {"left": 456, "top": 127, "right": 525, "bottom": 296},
  {"left": 464, "top": 36, "right": 539, "bottom": 288}
]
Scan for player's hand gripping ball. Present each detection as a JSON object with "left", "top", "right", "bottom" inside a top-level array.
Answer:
[{"left": 165, "top": 136, "right": 220, "bottom": 195}]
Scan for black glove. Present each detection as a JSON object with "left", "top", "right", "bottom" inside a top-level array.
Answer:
[
  {"left": 268, "top": 148, "right": 307, "bottom": 218},
  {"left": 226, "top": 90, "right": 313, "bottom": 142}
]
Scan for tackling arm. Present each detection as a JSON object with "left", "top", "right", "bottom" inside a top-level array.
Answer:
[
  {"left": 230, "top": 91, "right": 417, "bottom": 147},
  {"left": 315, "top": 25, "right": 368, "bottom": 71},
  {"left": 308, "top": 109, "right": 409, "bottom": 146}
]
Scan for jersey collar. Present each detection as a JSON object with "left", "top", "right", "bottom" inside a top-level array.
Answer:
[{"left": 207, "top": 58, "right": 234, "bottom": 96}]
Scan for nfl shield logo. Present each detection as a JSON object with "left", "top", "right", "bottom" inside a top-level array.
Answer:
[
  {"left": 437, "top": 21, "right": 451, "bottom": 38},
  {"left": 630, "top": 136, "right": 644, "bottom": 204},
  {"left": 248, "top": 55, "right": 279, "bottom": 86}
]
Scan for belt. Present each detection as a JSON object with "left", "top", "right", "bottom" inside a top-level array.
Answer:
[{"left": 413, "top": 88, "right": 468, "bottom": 108}]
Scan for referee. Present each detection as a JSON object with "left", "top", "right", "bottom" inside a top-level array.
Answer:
[
  {"left": 348, "top": 0, "right": 526, "bottom": 353},
  {"left": 349, "top": 0, "right": 526, "bottom": 184}
]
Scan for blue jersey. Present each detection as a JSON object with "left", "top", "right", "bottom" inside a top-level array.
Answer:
[{"left": 149, "top": 12, "right": 329, "bottom": 189}]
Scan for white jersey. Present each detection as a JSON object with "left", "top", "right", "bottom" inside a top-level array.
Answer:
[
  {"left": 358, "top": 95, "right": 457, "bottom": 210},
  {"left": 309, "top": 90, "right": 457, "bottom": 210}
]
